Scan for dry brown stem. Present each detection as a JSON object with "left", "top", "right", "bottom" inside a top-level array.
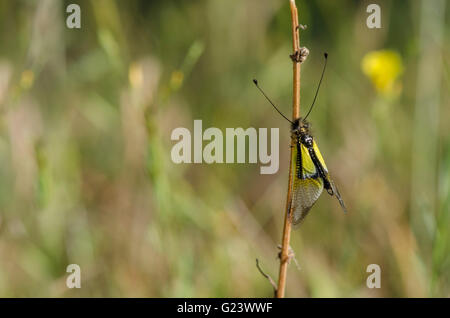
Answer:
[{"left": 276, "top": 0, "right": 303, "bottom": 298}]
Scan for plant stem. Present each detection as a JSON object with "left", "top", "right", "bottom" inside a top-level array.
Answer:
[{"left": 276, "top": 0, "right": 301, "bottom": 298}]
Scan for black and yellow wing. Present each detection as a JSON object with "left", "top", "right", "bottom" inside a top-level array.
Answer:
[
  {"left": 291, "top": 141, "right": 324, "bottom": 225},
  {"left": 291, "top": 140, "right": 347, "bottom": 225}
]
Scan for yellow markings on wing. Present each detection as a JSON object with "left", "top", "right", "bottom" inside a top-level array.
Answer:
[
  {"left": 290, "top": 140, "right": 324, "bottom": 226},
  {"left": 312, "top": 140, "right": 328, "bottom": 172},
  {"left": 312, "top": 140, "right": 348, "bottom": 214},
  {"left": 299, "top": 143, "right": 316, "bottom": 177},
  {"left": 289, "top": 138, "right": 346, "bottom": 225}
]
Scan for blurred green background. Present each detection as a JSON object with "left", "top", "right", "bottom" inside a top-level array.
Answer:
[{"left": 0, "top": 0, "right": 449, "bottom": 297}]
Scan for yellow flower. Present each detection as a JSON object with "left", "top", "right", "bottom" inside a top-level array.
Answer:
[{"left": 361, "top": 50, "right": 403, "bottom": 96}]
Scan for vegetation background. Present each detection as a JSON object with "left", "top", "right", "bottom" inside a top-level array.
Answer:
[{"left": 0, "top": 0, "right": 448, "bottom": 297}]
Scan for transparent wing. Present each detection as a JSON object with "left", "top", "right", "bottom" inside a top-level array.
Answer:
[
  {"left": 292, "top": 177, "right": 323, "bottom": 225},
  {"left": 329, "top": 179, "right": 347, "bottom": 213}
]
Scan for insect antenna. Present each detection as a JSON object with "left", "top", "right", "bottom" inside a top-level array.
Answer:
[
  {"left": 253, "top": 79, "right": 293, "bottom": 124},
  {"left": 303, "top": 52, "right": 328, "bottom": 121}
]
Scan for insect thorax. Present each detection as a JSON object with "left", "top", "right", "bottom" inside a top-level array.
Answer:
[{"left": 291, "top": 118, "right": 313, "bottom": 147}]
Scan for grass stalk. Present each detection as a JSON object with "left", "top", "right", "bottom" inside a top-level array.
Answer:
[{"left": 276, "top": 0, "right": 302, "bottom": 298}]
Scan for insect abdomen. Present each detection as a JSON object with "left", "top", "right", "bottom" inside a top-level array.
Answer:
[
  {"left": 307, "top": 147, "right": 333, "bottom": 194},
  {"left": 296, "top": 142, "right": 302, "bottom": 179}
]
